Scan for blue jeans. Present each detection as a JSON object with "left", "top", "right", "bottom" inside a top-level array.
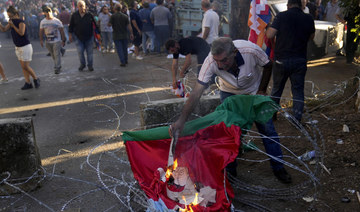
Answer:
[
  {"left": 63, "top": 25, "right": 69, "bottom": 41},
  {"left": 154, "top": 25, "right": 170, "bottom": 53},
  {"left": 270, "top": 58, "right": 307, "bottom": 121},
  {"left": 114, "top": 39, "right": 128, "bottom": 64},
  {"left": 142, "top": 30, "right": 155, "bottom": 53},
  {"left": 74, "top": 35, "right": 94, "bottom": 67},
  {"left": 101, "top": 31, "right": 113, "bottom": 50},
  {"left": 220, "top": 91, "right": 284, "bottom": 171}
]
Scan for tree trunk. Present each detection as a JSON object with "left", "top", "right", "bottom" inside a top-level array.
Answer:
[{"left": 230, "top": 0, "right": 251, "bottom": 40}]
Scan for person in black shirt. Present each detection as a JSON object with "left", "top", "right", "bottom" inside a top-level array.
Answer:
[
  {"left": 165, "top": 37, "right": 210, "bottom": 89},
  {"left": 69, "top": 0, "right": 96, "bottom": 71},
  {"left": 0, "top": 6, "right": 40, "bottom": 90},
  {"left": 266, "top": 0, "right": 315, "bottom": 122}
]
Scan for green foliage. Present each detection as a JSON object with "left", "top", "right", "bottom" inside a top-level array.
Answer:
[
  {"left": 339, "top": 0, "right": 360, "bottom": 41},
  {"left": 350, "top": 14, "right": 360, "bottom": 42}
]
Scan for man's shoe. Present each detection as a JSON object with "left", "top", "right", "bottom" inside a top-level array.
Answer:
[
  {"left": 120, "top": 63, "right": 126, "bottom": 67},
  {"left": 273, "top": 168, "right": 292, "bottom": 184},
  {"left": 46, "top": 52, "right": 51, "bottom": 56},
  {"left": 55, "top": 69, "right": 60, "bottom": 74},
  {"left": 33, "top": 78, "right": 40, "bottom": 88},
  {"left": 21, "top": 82, "right": 33, "bottom": 90},
  {"left": 61, "top": 48, "right": 66, "bottom": 56},
  {"left": 78, "top": 64, "right": 86, "bottom": 71},
  {"left": 88, "top": 66, "right": 94, "bottom": 72}
]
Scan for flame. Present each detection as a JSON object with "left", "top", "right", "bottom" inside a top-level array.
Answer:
[
  {"left": 173, "top": 159, "right": 178, "bottom": 170},
  {"left": 189, "top": 205, "right": 194, "bottom": 212},
  {"left": 165, "top": 159, "right": 178, "bottom": 179},
  {"left": 193, "top": 193, "right": 199, "bottom": 205},
  {"left": 182, "top": 196, "right": 187, "bottom": 205},
  {"left": 179, "top": 193, "right": 199, "bottom": 211}
]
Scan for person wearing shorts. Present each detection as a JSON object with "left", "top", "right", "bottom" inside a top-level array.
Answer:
[{"left": 0, "top": 6, "right": 40, "bottom": 90}]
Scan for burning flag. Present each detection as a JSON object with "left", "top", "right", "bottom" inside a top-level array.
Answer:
[
  {"left": 123, "top": 95, "right": 277, "bottom": 211},
  {"left": 248, "top": 0, "right": 272, "bottom": 48}
]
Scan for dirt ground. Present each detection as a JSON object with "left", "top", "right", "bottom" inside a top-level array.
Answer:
[{"left": 229, "top": 62, "right": 360, "bottom": 211}]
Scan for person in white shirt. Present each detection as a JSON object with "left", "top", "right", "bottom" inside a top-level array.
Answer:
[
  {"left": 324, "top": 0, "right": 339, "bottom": 23},
  {"left": 39, "top": 5, "right": 66, "bottom": 74},
  {"left": 201, "top": 0, "right": 219, "bottom": 45},
  {"left": 170, "top": 37, "right": 292, "bottom": 184}
]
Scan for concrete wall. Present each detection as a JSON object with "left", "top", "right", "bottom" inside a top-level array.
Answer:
[
  {"left": 0, "top": 117, "right": 42, "bottom": 195},
  {"left": 140, "top": 95, "right": 221, "bottom": 129}
]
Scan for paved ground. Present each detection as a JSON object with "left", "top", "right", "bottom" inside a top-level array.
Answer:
[{"left": 0, "top": 32, "right": 359, "bottom": 211}]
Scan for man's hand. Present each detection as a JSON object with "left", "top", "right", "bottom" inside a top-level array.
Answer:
[
  {"left": 256, "top": 90, "right": 267, "bottom": 95},
  {"left": 169, "top": 119, "right": 185, "bottom": 139},
  {"left": 68, "top": 34, "right": 73, "bottom": 43},
  {"left": 172, "top": 80, "right": 177, "bottom": 89}
]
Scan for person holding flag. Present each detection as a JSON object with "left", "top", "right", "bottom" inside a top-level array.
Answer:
[{"left": 170, "top": 37, "right": 292, "bottom": 184}]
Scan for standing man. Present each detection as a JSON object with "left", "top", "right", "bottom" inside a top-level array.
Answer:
[
  {"left": 171, "top": 37, "right": 292, "bottom": 184},
  {"left": 59, "top": 6, "right": 70, "bottom": 42},
  {"left": 109, "top": 3, "right": 134, "bottom": 67},
  {"left": 98, "top": 5, "right": 114, "bottom": 53},
  {"left": 165, "top": 37, "right": 210, "bottom": 89},
  {"left": 324, "top": 0, "right": 339, "bottom": 22},
  {"left": 150, "top": 0, "right": 172, "bottom": 53},
  {"left": 69, "top": 0, "right": 96, "bottom": 72},
  {"left": 201, "top": 0, "right": 219, "bottom": 45},
  {"left": 39, "top": 5, "right": 66, "bottom": 74},
  {"left": 266, "top": 0, "right": 315, "bottom": 122},
  {"left": 129, "top": 1, "right": 143, "bottom": 60},
  {"left": 139, "top": 2, "right": 155, "bottom": 54}
]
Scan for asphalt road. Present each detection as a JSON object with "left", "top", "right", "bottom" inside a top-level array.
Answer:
[{"left": 0, "top": 32, "right": 358, "bottom": 211}]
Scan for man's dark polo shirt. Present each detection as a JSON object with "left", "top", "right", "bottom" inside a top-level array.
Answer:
[
  {"left": 69, "top": 11, "right": 95, "bottom": 42},
  {"left": 173, "top": 37, "right": 210, "bottom": 60},
  {"left": 271, "top": 7, "right": 315, "bottom": 60},
  {"left": 109, "top": 12, "right": 129, "bottom": 40}
]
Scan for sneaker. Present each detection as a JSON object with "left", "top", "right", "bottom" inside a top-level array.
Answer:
[
  {"left": 61, "top": 48, "right": 66, "bottom": 56},
  {"left": 55, "top": 69, "right": 61, "bottom": 74},
  {"left": 273, "top": 168, "right": 292, "bottom": 184},
  {"left": 33, "top": 78, "right": 40, "bottom": 88},
  {"left": 136, "top": 55, "right": 143, "bottom": 60},
  {"left": 109, "top": 49, "right": 115, "bottom": 53},
  {"left": 78, "top": 64, "right": 86, "bottom": 71},
  {"left": 88, "top": 66, "right": 94, "bottom": 72},
  {"left": 102, "top": 49, "right": 107, "bottom": 53},
  {"left": 46, "top": 52, "right": 51, "bottom": 56},
  {"left": 120, "top": 63, "right": 126, "bottom": 67},
  {"left": 0, "top": 78, "right": 8, "bottom": 84},
  {"left": 21, "top": 82, "right": 33, "bottom": 90}
]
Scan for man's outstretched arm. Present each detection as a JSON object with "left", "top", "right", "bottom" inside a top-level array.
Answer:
[{"left": 170, "top": 81, "right": 206, "bottom": 136}]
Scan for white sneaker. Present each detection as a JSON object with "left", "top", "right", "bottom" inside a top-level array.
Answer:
[
  {"left": 102, "top": 49, "right": 107, "bottom": 53},
  {"left": 0, "top": 78, "right": 8, "bottom": 84},
  {"left": 136, "top": 55, "right": 143, "bottom": 60},
  {"left": 109, "top": 49, "right": 115, "bottom": 53}
]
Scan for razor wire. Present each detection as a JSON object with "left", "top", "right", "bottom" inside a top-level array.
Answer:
[{"left": 1, "top": 72, "right": 359, "bottom": 212}]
